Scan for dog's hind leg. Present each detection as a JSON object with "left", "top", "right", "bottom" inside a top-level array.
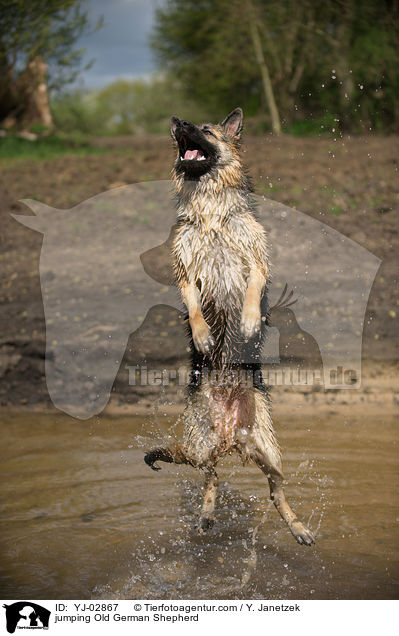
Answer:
[
  {"left": 249, "top": 391, "right": 315, "bottom": 546},
  {"left": 251, "top": 448, "right": 315, "bottom": 546},
  {"left": 198, "top": 466, "right": 218, "bottom": 533},
  {"left": 144, "top": 445, "right": 192, "bottom": 471}
]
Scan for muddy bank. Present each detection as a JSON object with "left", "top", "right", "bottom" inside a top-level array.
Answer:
[{"left": 0, "top": 134, "right": 398, "bottom": 411}]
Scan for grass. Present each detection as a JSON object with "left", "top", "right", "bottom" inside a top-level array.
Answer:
[
  {"left": 256, "top": 182, "right": 283, "bottom": 195},
  {"left": 328, "top": 205, "right": 344, "bottom": 216},
  {"left": 291, "top": 184, "right": 303, "bottom": 195},
  {"left": 284, "top": 114, "right": 339, "bottom": 137},
  {"left": 0, "top": 134, "right": 108, "bottom": 161}
]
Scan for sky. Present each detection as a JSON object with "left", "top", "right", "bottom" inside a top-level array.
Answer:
[{"left": 75, "top": 0, "right": 164, "bottom": 88}]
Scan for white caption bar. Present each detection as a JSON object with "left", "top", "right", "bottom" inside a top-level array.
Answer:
[{"left": 1, "top": 599, "right": 395, "bottom": 636}]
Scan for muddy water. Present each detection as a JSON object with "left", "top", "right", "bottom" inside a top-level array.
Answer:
[{"left": 0, "top": 411, "right": 397, "bottom": 600}]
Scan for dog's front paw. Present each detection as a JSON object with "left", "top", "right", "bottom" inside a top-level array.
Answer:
[
  {"left": 240, "top": 306, "right": 261, "bottom": 339},
  {"left": 191, "top": 317, "right": 215, "bottom": 354},
  {"left": 289, "top": 519, "right": 315, "bottom": 546}
]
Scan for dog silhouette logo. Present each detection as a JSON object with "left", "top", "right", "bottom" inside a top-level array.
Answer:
[
  {"left": 3, "top": 602, "right": 50, "bottom": 633},
  {"left": 268, "top": 284, "right": 323, "bottom": 370},
  {"left": 12, "top": 181, "right": 380, "bottom": 417}
]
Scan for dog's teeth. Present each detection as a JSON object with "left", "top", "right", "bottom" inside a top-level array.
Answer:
[{"left": 179, "top": 155, "right": 205, "bottom": 161}]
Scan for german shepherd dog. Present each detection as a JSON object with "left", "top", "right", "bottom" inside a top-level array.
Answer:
[{"left": 144, "top": 108, "right": 315, "bottom": 546}]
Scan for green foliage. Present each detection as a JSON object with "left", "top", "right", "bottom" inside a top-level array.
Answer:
[
  {"left": 98, "top": 76, "right": 207, "bottom": 134},
  {"left": 52, "top": 76, "right": 209, "bottom": 135},
  {"left": 0, "top": 0, "right": 102, "bottom": 90},
  {"left": 51, "top": 90, "right": 111, "bottom": 135},
  {"left": 284, "top": 114, "right": 338, "bottom": 137},
  {"left": 152, "top": 0, "right": 261, "bottom": 117},
  {"left": 152, "top": 0, "right": 399, "bottom": 133}
]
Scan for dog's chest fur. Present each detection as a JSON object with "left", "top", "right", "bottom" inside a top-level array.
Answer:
[{"left": 175, "top": 211, "right": 253, "bottom": 309}]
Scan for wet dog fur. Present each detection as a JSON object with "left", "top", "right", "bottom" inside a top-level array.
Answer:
[{"left": 144, "top": 108, "right": 315, "bottom": 546}]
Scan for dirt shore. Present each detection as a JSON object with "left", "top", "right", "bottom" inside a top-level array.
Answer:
[{"left": 0, "top": 134, "right": 398, "bottom": 413}]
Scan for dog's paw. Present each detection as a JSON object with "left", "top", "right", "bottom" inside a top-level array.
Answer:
[
  {"left": 191, "top": 318, "right": 215, "bottom": 354},
  {"left": 198, "top": 515, "right": 215, "bottom": 533},
  {"left": 144, "top": 452, "right": 161, "bottom": 471},
  {"left": 289, "top": 519, "right": 315, "bottom": 546},
  {"left": 240, "top": 306, "right": 261, "bottom": 339}
]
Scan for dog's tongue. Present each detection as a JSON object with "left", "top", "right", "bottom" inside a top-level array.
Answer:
[{"left": 184, "top": 149, "right": 202, "bottom": 160}]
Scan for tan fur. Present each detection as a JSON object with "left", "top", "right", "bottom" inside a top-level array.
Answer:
[{"left": 145, "top": 110, "right": 315, "bottom": 545}]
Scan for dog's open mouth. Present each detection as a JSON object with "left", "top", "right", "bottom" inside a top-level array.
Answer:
[{"left": 179, "top": 135, "right": 207, "bottom": 162}]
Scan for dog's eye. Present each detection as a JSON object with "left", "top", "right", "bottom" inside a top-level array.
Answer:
[{"left": 203, "top": 129, "right": 212, "bottom": 136}]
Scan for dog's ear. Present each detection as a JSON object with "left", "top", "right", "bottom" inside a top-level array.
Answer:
[
  {"left": 221, "top": 108, "right": 243, "bottom": 139},
  {"left": 170, "top": 116, "right": 180, "bottom": 140}
]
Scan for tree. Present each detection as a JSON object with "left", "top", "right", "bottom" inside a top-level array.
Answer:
[
  {"left": 151, "top": 0, "right": 320, "bottom": 128},
  {"left": 0, "top": 0, "right": 102, "bottom": 132},
  {"left": 152, "top": 0, "right": 262, "bottom": 119},
  {"left": 96, "top": 76, "right": 205, "bottom": 134},
  {"left": 311, "top": 0, "right": 399, "bottom": 132},
  {"left": 152, "top": 0, "right": 399, "bottom": 132},
  {"left": 247, "top": 0, "right": 281, "bottom": 134}
]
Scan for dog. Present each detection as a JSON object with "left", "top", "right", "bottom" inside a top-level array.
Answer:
[{"left": 144, "top": 108, "right": 315, "bottom": 545}]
